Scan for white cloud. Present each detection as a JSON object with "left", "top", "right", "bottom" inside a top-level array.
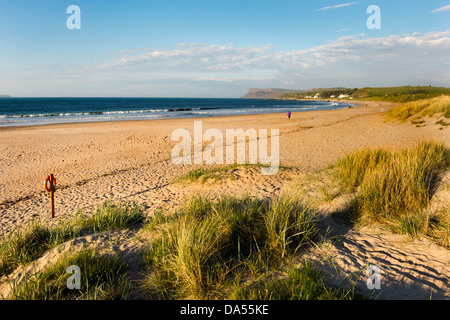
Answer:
[
  {"left": 85, "top": 31, "right": 450, "bottom": 94},
  {"left": 431, "top": 5, "right": 450, "bottom": 14},
  {"left": 4, "top": 31, "right": 450, "bottom": 97},
  {"left": 96, "top": 43, "right": 276, "bottom": 73},
  {"left": 317, "top": 2, "right": 359, "bottom": 12},
  {"left": 337, "top": 28, "right": 352, "bottom": 33}
]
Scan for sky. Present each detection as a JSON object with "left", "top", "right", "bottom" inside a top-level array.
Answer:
[{"left": 0, "top": 0, "right": 449, "bottom": 97}]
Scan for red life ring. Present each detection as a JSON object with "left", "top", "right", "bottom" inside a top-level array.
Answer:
[{"left": 44, "top": 175, "right": 56, "bottom": 192}]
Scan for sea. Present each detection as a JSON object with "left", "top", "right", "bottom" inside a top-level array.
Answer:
[{"left": 0, "top": 98, "right": 352, "bottom": 127}]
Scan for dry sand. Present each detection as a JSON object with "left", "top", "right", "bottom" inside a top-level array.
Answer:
[{"left": 0, "top": 100, "right": 449, "bottom": 299}]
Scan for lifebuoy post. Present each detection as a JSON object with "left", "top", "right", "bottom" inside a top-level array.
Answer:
[
  {"left": 50, "top": 174, "right": 55, "bottom": 218},
  {"left": 44, "top": 174, "right": 56, "bottom": 218}
]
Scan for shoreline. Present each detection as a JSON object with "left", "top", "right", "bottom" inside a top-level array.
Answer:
[{"left": 0, "top": 99, "right": 388, "bottom": 131}]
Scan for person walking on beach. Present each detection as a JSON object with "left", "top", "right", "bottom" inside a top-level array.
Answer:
[{"left": 287, "top": 111, "right": 291, "bottom": 120}]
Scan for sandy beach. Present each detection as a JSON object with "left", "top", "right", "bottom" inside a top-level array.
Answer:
[{"left": 1, "top": 100, "right": 449, "bottom": 299}]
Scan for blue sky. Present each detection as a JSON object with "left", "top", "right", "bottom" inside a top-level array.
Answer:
[{"left": 0, "top": 0, "right": 449, "bottom": 97}]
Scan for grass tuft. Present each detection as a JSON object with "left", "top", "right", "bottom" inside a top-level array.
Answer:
[
  {"left": 436, "top": 119, "right": 449, "bottom": 127},
  {"left": 385, "top": 95, "right": 450, "bottom": 123},
  {"left": 172, "top": 163, "right": 287, "bottom": 184},
  {"left": 77, "top": 201, "right": 145, "bottom": 232},
  {"left": 332, "top": 140, "right": 450, "bottom": 247},
  {"left": 0, "top": 201, "right": 144, "bottom": 277},
  {"left": 0, "top": 221, "right": 78, "bottom": 277},
  {"left": 357, "top": 141, "right": 449, "bottom": 219},
  {"left": 431, "top": 203, "right": 450, "bottom": 248},
  {"left": 264, "top": 193, "right": 319, "bottom": 259},
  {"left": 231, "top": 264, "right": 363, "bottom": 300},
  {"left": 7, "top": 249, "right": 130, "bottom": 300},
  {"left": 172, "top": 164, "right": 243, "bottom": 184},
  {"left": 334, "top": 148, "right": 391, "bottom": 192},
  {"left": 142, "top": 194, "right": 319, "bottom": 299},
  {"left": 334, "top": 141, "right": 449, "bottom": 220}
]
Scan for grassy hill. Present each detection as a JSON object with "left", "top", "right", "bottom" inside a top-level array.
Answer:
[
  {"left": 279, "top": 86, "right": 450, "bottom": 103},
  {"left": 241, "top": 88, "right": 304, "bottom": 99},
  {"left": 352, "top": 86, "right": 450, "bottom": 102}
]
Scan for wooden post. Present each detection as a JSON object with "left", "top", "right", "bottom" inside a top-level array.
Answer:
[
  {"left": 50, "top": 174, "right": 55, "bottom": 219},
  {"left": 45, "top": 174, "right": 56, "bottom": 219}
]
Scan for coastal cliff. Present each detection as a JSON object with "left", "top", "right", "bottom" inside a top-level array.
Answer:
[{"left": 241, "top": 88, "right": 300, "bottom": 99}]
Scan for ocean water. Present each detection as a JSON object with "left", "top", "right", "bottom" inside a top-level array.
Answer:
[{"left": 0, "top": 97, "right": 351, "bottom": 127}]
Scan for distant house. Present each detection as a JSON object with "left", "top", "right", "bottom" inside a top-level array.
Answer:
[
  {"left": 305, "top": 95, "right": 312, "bottom": 98},
  {"left": 314, "top": 94, "right": 320, "bottom": 99},
  {"left": 338, "top": 94, "right": 350, "bottom": 99},
  {"left": 330, "top": 95, "right": 336, "bottom": 98}
]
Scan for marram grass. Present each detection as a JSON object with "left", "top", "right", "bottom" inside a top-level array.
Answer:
[
  {"left": 76, "top": 200, "right": 144, "bottom": 232},
  {"left": 171, "top": 163, "right": 287, "bottom": 184},
  {"left": 231, "top": 264, "right": 364, "bottom": 300},
  {"left": 358, "top": 141, "right": 449, "bottom": 219},
  {"left": 142, "top": 194, "right": 319, "bottom": 299},
  {"left": 334, "top": 148, "right": 391, "bottom": 192},
  {"left": 385, "top": 95, "right": 450, "bottom": 123},
  {"left": 7, "top": 249, "right": 130, "bottom": 300},
  {"left": 0, "top": 200, "right": 144, "bottom": 277},
  {"left": 0, "top": 221, "right": 79, "bottom": 277},
  {"left": 333, "top": 140, "right": 450, "bottom": 247}
]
